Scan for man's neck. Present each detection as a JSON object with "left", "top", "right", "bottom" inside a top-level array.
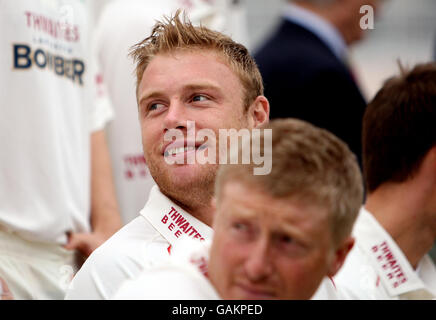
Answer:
[
  {"left": 293, "top": 1, "right": 351, "bottom": 46},
  {"left": 171, "top": 196, "right": 214, "bottom": 227},
  {"left": 365, "top": 182, "right": 435, "bottom": 269}
]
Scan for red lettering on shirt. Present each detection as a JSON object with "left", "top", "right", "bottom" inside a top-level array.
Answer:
[
  {"left": 188, "top": 227, "right": 198, "bottom": 236},
  {"left": 24, "top": 11, "right": 80, "bottom": 42},
  {"left": 174, "top": 215, "right": 187, "bottom": 227},
  {"left": 371, "top": 240, "right": 408, "bottom": 289},
  {"left": 168, "top": 207, "right": 177, "bottom": 217},
  {"left": 123, "top": 154, "right": 149, "bottom": 180},
  {"left": 160, "top": 207, "right": 205, "bottom": 241},
  {"left": 180, "top": 222, "right": 190, "bottom": 233}
]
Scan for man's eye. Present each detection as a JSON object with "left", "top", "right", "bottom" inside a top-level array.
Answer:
[
  {"left": 149, "top": 103, "right": 165, "bottom": 111},
  {"left": 231, "top": 222, "right": 253, "bottom": 237},
  {"left": 275, "top": 234, "right": 306, "bottom": 255},
  {"left": 279, "top": 235, "right": 294, "bottom": 245},
  {"left": 233, "top": 222, "right": 247, "bottom": 231},
  {"left": 192, "top": 95, "right": 208, "bottom": 102}
]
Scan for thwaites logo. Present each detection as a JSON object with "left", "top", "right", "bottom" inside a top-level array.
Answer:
[
  {"left": 160, "top": 207, "right": 206, "bottom": 241},
  {"left": 12, "top": 10, "right": 85, "bottom": 85},
  {"left": 371, "top": 241, "right": 408, "bottom": 289}
]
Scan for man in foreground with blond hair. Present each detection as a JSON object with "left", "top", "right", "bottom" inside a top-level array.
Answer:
[
  {"left": 65, "top": 11, "right": 269, "bottom": 299},
  {"left": 115, "top": 118, "right": 364, "bottom": 300}
]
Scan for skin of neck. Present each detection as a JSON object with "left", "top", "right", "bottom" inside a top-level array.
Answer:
[
  {"left": 170, "top": 185, "right": 215, "bottom": 227},
  {"left": 365, "top": 150, "right": 436, "bottom": 269}
]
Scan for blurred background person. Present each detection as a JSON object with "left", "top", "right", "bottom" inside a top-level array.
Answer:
[
  {"left": 254, "top": 0, "right": 382, "bottom": 165},
  {"left": 0, "top": 0, "right": 122, "bottom": 299},
  {"left": 92, "top": 0, "right": 250, "bottom": 225},
  {"left": 334, "top": 63, "right": 436, "bottom": 299},
  {"left": 248, "top": 0, "right": 436, "bottom": 105}
]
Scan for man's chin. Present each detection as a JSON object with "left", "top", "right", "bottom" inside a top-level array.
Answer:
[
  {"left": 167, "top": 163, "right": 212, "bottom": 181},
  {"left": 152, "top": 163, "right": 217, "bottom": 195}
]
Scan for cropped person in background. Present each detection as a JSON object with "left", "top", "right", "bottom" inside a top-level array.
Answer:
[
  {"left": 255, "top": 0, "right": 382, "bottom": 164},
  {"left": 114, "top": 119, "right": 364, "bottom": 300},
  {"left": 334, "top": 63, "right": 436, "bottom": 299},
  {"left": 94, "top": 0, "right": 250, "bottom": 225},
  {"left": 0, "top": 1, "right": 122, "bottom": 299}
]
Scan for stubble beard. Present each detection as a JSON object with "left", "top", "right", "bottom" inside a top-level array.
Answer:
[{"left": 146, "top": 152, "right": 218, "bottom": 215}]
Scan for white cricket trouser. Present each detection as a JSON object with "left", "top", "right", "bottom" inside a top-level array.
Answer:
[{"left": 0, "top": 226, "right": 78, "bottom": 300}]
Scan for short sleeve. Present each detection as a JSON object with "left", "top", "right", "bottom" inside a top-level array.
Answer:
[{"left": 89, "top": 70, "right": 114, "bottom": 132}]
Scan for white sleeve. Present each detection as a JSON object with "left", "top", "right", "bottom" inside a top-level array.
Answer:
[
  {"left": 89, "top": 69, "right": 114, "bottom": 132},
  {"left": 64, "top": 242, "right": 143, "bottom": 300},
  {"left": 87, "top": 18, "right": 114, "bottom": 133}
]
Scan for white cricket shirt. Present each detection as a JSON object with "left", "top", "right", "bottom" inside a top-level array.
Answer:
[
  {"left": 0, "top": 0, "right": 113, "bottom": 244},
  {"left": 334, "top": 207, "right": 436, "bottom": 299},
  {"left": 113, "top": 238, "right": 220, "bottom": 300},
  {"left": 113, "top": 235, "right": 341, "bottom": 300},
  {"left": 65, "top": 185, "right": 213, "bottom": 299}
]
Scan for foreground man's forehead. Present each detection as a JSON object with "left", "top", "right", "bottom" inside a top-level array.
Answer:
[{"left": 219, "top": 182, "right": 330, "bottom": 231}]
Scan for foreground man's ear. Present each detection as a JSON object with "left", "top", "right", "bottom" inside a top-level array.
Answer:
[
  {"left": 248, "top": 96, "right": 270, "bottom": 128},
  {"left": 327, "top": 236, "right": 355, "bottom": 278}
]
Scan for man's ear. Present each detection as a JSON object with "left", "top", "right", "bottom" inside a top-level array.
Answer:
[
  {"left": 247, "top": 96, "right": 270, "bottom": 128},
  {"left": 327, "top": 236, "right": 355, "bottom": 277}
]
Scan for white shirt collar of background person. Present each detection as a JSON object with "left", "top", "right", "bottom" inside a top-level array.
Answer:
[
  {"left": 283, "top": 2, "right": 348, "bottom": 62},
  {"left": 140, "top": 186, "right": 214, "bottom": 253},
  {"left": 353, "top": 207, "right": 436, "bottom": 299}
]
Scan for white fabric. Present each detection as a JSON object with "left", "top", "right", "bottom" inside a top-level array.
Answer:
[
  {"left": 114, "top": 238, "right": 220, "bottom": 300},
  {"left": 334, "top": 207, "right": 436, "bottom": 299},
  {"left": 311, "top": 278, "right": 351, "bottom": 300},
  {"left": 114, "top": 235, "right": 337, "bottom": 300},
  {"left": 0, "top": 228, "right": 77, "bottom": 300},
  {"left": 94, "top": 0, "right": 250, "bottom": 224},
  {"left": 0, "top": 0, "right": 113, "bottom": 245},
  {"left": 65, "top": 186, "right": 213, "bottom": 300}
]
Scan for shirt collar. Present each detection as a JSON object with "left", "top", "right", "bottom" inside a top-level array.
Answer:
[
  {"left": 140, "top": 186, "right": 213, "bottom": 249},
  {"left": 283, "top": 2, "right": 347, "bottom": 61},
  {"left": 354, "top": 207, "right": 435, "bottom": 297}
]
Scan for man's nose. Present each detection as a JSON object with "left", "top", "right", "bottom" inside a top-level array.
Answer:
[
  {"left": 163, "top": 99, "right": 189, "bottom": 131},
  {"left": 244, "top": 239, "right": 273, "bottom": 282}
]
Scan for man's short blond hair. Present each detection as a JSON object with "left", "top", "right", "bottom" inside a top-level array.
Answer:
[
  {"left": 215, "top": 119, "right": 364, "bottom": 245},
  {"left": 129, "top": 10, "right": 263, "bottom": 110}
]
